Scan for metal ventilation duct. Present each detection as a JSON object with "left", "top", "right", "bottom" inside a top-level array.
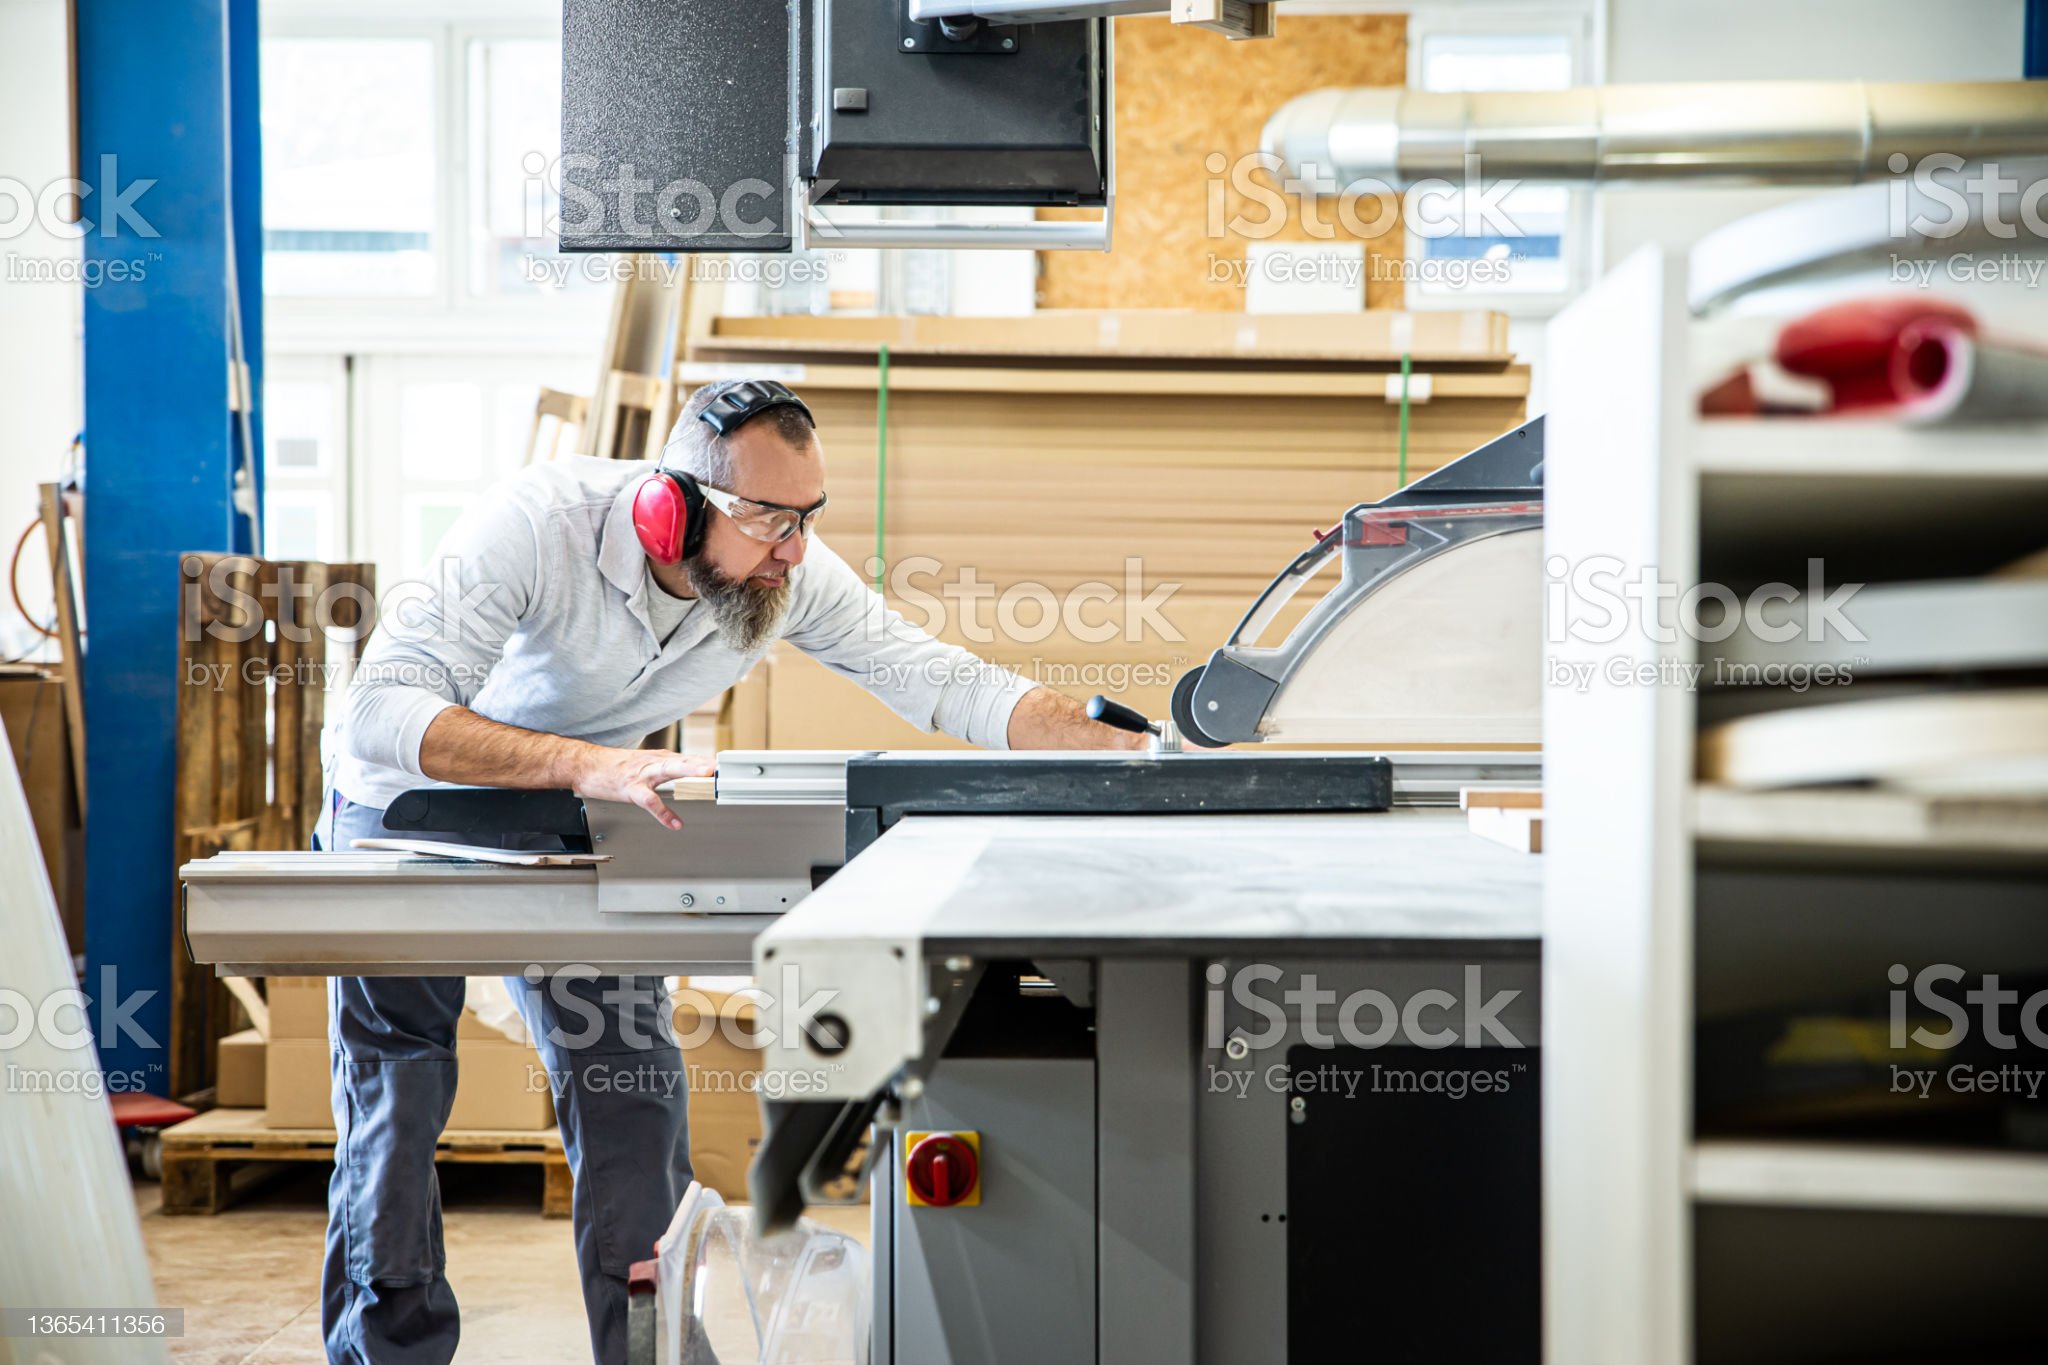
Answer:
[{"left": 1261, "top": 81, "right": 2048, "bottom": 188}]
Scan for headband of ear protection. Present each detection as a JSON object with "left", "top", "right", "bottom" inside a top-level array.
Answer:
[
  {"left": 632, "top": 381, "right": 816, "bottom": 565},
  {"left": 698, "top": 379, "right": 813, "bottom": 436}
]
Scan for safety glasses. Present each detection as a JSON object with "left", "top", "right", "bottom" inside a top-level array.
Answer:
[{"left": 699, "top": 483, "right": 828, "bottom": 544}]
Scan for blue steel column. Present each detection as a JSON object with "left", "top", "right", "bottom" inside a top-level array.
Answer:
[
  {"left": 74, "top": 0, "right": 259, "bottom": 1082},
  {"left": 230, "top": 0, "right": 265, "bottom": 549}
]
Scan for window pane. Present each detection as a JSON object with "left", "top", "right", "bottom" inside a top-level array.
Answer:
[
  {"left": 470, "top": 38, "right": 602, "bottom": 296},
  {"left": 403, "top": 496, "right": 473, "bottom": 580},
  {"left": 1415, "top": 31, "right": 1575, "bottom": 297},
  {"left": 398, "top": 381, "right": 486, "bottom": 480},
  {"left": 266, "top": 491, "right": 335, "bottom": 561},
  {"left": 1419, "top": 185, "right": 1570, "bottom": 293},
  {"left": 1420, "top": 33, "right": 1574, "bottom": 93},
  {"left": 265, "top": 379, "right": 337, "bottom": 476},
  {"left": 263, "top": 38, "right": 438, "bottom": 297}
]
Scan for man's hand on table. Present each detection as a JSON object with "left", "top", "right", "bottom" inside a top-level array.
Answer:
[
  {"left": 572, "top": 748, "right": 715, "bottom": 831},
  {"left": 417, "top": 706, "right": 714, "bottom": 829}
]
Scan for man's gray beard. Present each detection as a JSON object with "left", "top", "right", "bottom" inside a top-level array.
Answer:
[{"left": 686, "top": 556, "right": 792, "bottom": 652}]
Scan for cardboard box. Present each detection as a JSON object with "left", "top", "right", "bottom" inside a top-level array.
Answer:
[
  {"left": 762, "top": 648, "right": 965, "bottom": 753},
  {"left": 216, "top": 1027, "right": 266, "bottom": 1108},
  {"left": 670, "top": 984, "right": 867, "bottom": 1202},
  {"left": 445, "top": 1039, "right": 555, "bottom": 1132},
  {"left": 264, "top": 976, "right": 329, "bottom": 1039},
  {"left": 720, "top": 663, "right": 770, "bottom": 751},
  {"left": 458, "top": 1004, "right": 514, "bottom": 1042},
  {"left": 259, "top": 979, "right": 512, "bottom": 1043},
  {"left": 689, "top": 1095, "right": 763, "bottom": 1202},
  {"left": 264, "top": 1037, "right": 334, "bottom": 1128},
  {"left": 674, "top": 986, "right": 768, "bottom": 1200},
  {"left": 264, "top": 1033, "right": 554, "bottom": 1132}
]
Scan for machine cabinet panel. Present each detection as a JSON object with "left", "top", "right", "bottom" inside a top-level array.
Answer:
[
  {"left": 890, "top": 1059, "right": 1097, "bottom": 1364},
  {"left": 1286, "top": 1043, "right": 1542, "bottom": 1363}
]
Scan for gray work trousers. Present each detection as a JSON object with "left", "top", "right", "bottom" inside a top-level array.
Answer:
[{"left": 315, "top": 797, "right": 690, "bottom": 1365}]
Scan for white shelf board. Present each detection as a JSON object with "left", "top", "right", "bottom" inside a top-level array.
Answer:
[
  {"left": 1694, "top": 419, "right": 2048, "bottom": 479},
  {"left": 1694, "top": 420, "right": 2048, "bottom": 568},
  {"left": 1691, "top": 1140, "right": 2048, "bottom": 1218},
  {"left": 1692, "top": 785, "right": 2048, "bottom": 870}
]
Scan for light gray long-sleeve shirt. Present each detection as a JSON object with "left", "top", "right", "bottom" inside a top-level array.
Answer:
[{"left": 331, "top": 456, "right": 1035, "bottom": 810}]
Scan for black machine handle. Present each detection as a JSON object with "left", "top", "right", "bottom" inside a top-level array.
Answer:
[{"left": 1086, "top": 694, "right": 1157, "bottom": 736}]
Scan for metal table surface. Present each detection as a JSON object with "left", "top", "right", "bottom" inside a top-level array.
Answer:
[
  {"left": 754, "top": 806, "right": 1543, "bottom": 1101},
  {"left": 180, "top": 798, "right": 843, "bottom": 977},
  {"left": 761, "top": 808, "right": 1543, "bottom": 961},
  {"left": 181, "top": 853, "right": 772, "bottom": 977}
]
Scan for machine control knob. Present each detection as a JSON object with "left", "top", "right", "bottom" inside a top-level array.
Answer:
[
  {"left": 904, "top": 1132, "right": 980, "bottom": 1208},
  {"left": 1086, "top": 695, "right": 1182, "bottom": 752},
  {"left": 1086, "top": 694, "right": 1154, "bottom": 736}
]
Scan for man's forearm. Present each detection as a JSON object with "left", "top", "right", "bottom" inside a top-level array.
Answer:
[
  {"left": 1005, "top": 686, "right": 1148, "bottom": 751},
  {"left": 417, "top": 706, "right": 603, "bottom": 789},
  {"left": 417, "top": 707, "right": 713, "bottom": 830}
]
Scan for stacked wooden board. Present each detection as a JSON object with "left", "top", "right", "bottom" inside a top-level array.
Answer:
[
  {"left": 686, "top": 310, "right": 1529, "bottom": 749},
  {"left": 0, "top": 667, "right": 79, "bottom": 946}
]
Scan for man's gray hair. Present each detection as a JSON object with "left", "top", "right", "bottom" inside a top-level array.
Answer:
[{"left": 658, "top": 379, "right": 817, "bottom": 491}]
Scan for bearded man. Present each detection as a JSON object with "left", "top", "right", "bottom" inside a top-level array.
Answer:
[{"left": 316, "top": 379, "right": 1137, "bottom": 1365}]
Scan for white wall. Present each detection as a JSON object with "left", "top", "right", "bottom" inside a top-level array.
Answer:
[
  {"left": 0, "top": 0, "right": 83, "bottom": 659},
  {"left": 1598, "top": 0, "right": 2031, "bottom": 271}
]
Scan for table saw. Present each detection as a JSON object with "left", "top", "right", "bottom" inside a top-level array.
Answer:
[{"left": 179, "top": 417, "right": 1548, "bottom": 1363}]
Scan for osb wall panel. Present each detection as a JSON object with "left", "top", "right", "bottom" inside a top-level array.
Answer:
[{"left": 1039, "top": 14, "right": 1406, "bottom": 312}]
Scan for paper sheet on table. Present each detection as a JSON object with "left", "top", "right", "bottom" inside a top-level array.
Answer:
[{"left": 350, "top": 837, "right": 611, "bottom": 865}]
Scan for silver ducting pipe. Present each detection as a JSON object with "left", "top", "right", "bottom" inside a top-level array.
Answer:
[{"left": 1262, "top": 81, "right": 2048, "bottom": 188}]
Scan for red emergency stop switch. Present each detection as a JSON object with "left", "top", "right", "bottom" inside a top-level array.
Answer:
[{"left": 903, "top": 1130, "right": 981, "bottom": 1208}]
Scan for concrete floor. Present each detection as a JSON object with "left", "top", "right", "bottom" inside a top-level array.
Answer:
[{"left": 137, "top": 1166, "right": 868, "bottom": 1364}]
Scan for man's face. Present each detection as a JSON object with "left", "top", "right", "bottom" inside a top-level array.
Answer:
[
  {"left": 697, "top": 422, "right": 826, "bottom": 590},
  {"left": 673, "top": 422, "right": 826, "bottom": 651}
]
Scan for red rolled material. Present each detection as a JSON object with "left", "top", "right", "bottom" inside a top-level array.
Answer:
[{"left": 1774, "top": 296, "right": 1979, "bottom": 412}]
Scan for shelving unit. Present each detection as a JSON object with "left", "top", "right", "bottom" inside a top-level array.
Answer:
[
  {"left": 1544, "top": 245, "right": 2048, "bottom": 1365},
  {"left": 1691, "top": 416, "right": 2048, "bottom": 474},
  {"left": 1689, "top": 1140, "right": 2048, "bottom": 1218},
  {"left": 1694, "top": 785, "right": 2048, "bottom": 871},
  {"left": 1695, "top": 421, "right": 2048, "bottom": 584}
]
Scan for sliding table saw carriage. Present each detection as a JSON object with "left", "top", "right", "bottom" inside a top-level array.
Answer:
[{"left": 180, "top": 419, "right": 1548, "bottom": 1364}]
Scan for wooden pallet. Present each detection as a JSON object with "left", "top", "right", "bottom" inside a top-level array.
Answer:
[
  {"left": 171, "top": 554, "right": 375, "bottom": 1100},
  {"left": 157, "top": 1107, "right": 571, "bottom": 1218}
]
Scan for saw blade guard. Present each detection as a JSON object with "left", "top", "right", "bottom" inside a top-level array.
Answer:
[
  {"left": 654, "top": 1181, "right": 870, "bottom": 1365},
  {"left": 1174, "top": 417, "right": 1545, "bottom": 747}
]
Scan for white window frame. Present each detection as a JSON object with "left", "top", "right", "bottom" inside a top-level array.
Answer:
[
  {"left": 1402, "top": 1, "right": 1605, "bottom": 318},
  {"left": 347, "top": 350, "right": 593, "bottom": 573}
]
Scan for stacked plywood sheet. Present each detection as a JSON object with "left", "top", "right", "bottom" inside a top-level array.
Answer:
[
  {"left": 687, "top": 311, "right": 1529, "bottom": 749},
  {"left": 691, "top": 310, "right": 1511, "bottom": 364}
]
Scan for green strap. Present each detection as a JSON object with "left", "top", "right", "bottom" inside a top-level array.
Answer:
[
  {"left": 874, "top": 343, "right": 890, "bottom": 592},
  {"left": 1396, "top": 349, "right": 1412, "bottom": 488}
]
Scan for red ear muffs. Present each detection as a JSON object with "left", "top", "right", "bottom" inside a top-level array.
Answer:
[{"left": 631, "top": 470, "right": 708, "bottom": 565}]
